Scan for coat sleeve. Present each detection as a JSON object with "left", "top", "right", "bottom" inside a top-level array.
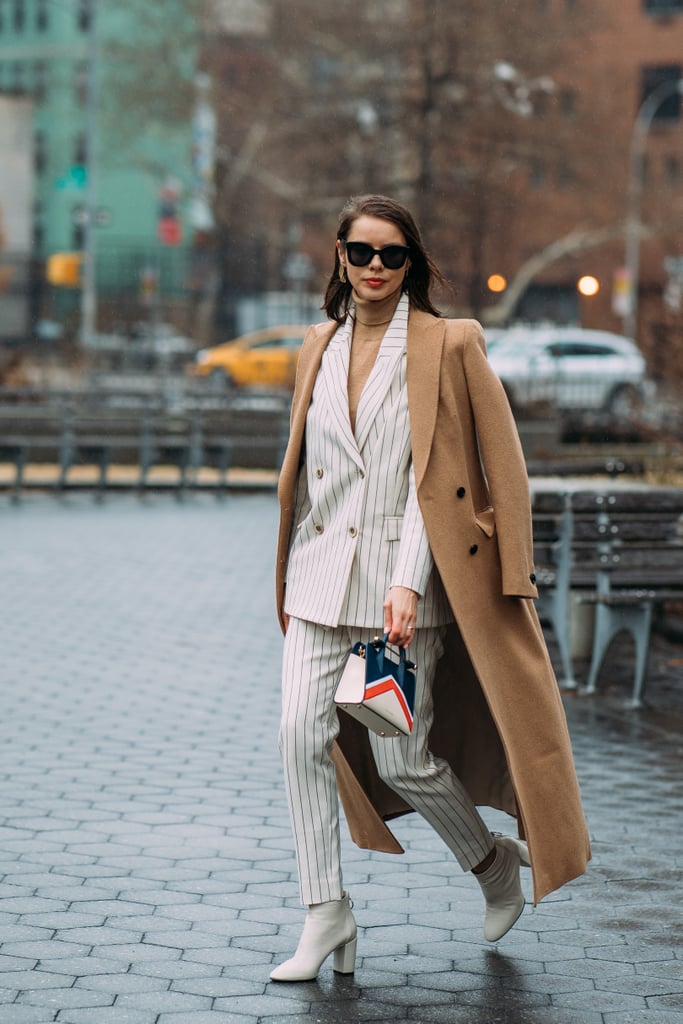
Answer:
[{"left": 461, "top": 321, "right": 538, "bottom": 599}]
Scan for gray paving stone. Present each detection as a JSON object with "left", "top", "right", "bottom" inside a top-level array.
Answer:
[
  {"left": 603, "top": 1014, "right": 683, "bottom": 1024},
  {"left": 114, "top": 989, "right": 212, "bottom": 1011},
  {"left": 0, "top": 1006, "right": 61, "bottom": 1023},
  {"left": 57, "top": 1010, "right": 157, "bottom": 1024},
  {"left": 0, "top": 971, "right": 74, "bottom": 991},
  {"left": 15, "top": 987, "right": 114, "bottom": 1009},
  {"left": 0, "top": 942, "right": 92, "bottom": 959},
  {"left": 552, "top": 988, "right": 649, "bottom": 1011},
  {"left": 168, "top": 975, "right": 265, "bottom": 997},
  {"left": 156, "top": 1015, "right": 258, "bottom": 1024}
]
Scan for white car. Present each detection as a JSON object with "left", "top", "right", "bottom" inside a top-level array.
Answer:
[{"left": 486, "top": 327, "right": 649, "bottom": 416}]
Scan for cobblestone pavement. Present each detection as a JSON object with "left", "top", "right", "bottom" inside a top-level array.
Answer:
[{"left": 1, "top": 492, "right": 682, "bottom": 1024}]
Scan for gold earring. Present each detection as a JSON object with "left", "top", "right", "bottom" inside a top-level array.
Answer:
[{"left": 338, "top": 263, "right": 346, "bottom": 283}]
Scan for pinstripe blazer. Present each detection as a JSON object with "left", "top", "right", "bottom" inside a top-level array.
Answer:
[{"left": 283, "top": 295, "right": 451, "bottom": 629}]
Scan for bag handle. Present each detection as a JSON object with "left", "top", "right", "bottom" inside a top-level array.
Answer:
[{"left": 369, "top": 633, "right": 415, "bottom": 679}]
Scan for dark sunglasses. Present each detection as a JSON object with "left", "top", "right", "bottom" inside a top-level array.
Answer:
[{"left": 343, "top": 241, "right": 411, "bottom": 270}]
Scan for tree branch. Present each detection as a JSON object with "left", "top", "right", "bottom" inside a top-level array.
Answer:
[{"left": 482, "top": 222, "right": 640, "bottom": 325}]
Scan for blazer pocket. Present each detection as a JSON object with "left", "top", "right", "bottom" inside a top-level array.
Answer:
[
  {"left": 383, "top": 516, "right": 403, "bottom": 543},
  {"left": 474, "top": 506, "right": 496, "bottom": 538}
]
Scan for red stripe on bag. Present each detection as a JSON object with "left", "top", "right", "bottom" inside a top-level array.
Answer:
[{"left": 364, "top": 676, "right": 414, "bottom": 731}]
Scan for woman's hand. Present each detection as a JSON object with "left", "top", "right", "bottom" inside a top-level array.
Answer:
[{"left": 383, "top": 586, "right": 418, "bottom": 647}]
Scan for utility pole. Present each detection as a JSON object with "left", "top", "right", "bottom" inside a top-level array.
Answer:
[
  {"left": 623, "top": 78, "right": 683, "bottom": 340},
  {"left": 80, "top": 0, "right": 99, "bottom": 346}
]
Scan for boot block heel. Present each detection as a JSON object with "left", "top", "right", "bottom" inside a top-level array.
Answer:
[{"left": 333, "top": 935, "right": 357, "bottom": 974}]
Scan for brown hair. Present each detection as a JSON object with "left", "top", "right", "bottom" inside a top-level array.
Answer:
[{"left": 322, "top": 194, "right": 446, "bottom": 323}]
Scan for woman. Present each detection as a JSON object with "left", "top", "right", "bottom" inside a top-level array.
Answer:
[{"left": 272, "top": 195, "right": 590, "bottom": 983}]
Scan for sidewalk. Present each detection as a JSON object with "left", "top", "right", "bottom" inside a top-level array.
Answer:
[{"left": 0, "top": 492, "right": 681, "bottom": 1024}]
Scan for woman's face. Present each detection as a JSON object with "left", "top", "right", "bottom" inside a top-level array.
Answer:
[{"left": 337, "top": 215, "right": 410, "bottom": 305}]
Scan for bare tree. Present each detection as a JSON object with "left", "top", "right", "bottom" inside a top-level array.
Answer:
[{"left": 101, "top": 0, "right": 611, "bottom": 333}]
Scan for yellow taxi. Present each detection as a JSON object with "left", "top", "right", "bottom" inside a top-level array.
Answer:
[{"left": 190, "top": 325, "right": 310, "bottom": 390}]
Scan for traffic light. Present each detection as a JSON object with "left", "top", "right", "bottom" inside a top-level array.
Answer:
[
  {"left": 158, "top": 178, "right": 183, "bottom": 246},
  {"left": 47, "top": 252, "right": 82, "bottom": 287}
]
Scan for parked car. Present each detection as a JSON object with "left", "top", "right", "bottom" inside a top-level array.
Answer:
[
  {"left": 190, "top": 325, "right": 310, "bottom": 389},
  {"left": 84, "top": 322, "right": 196, "bottom": 369},
  {"left": 486, "top": 327, "right": 650, "bottom": 416}
]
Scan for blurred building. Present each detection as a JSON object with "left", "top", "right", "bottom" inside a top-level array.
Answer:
[
  {"left": 489, "top": 0, "right": 683, "bottom": 361},
  {"left": 0, "top": 0, "right": 197, "bottom": 334},
  {"left": 0, "top": 94, "right": 34, "bottom": 342}
]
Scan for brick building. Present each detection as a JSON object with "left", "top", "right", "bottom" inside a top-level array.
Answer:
[{"left": 495, "top": 0, "right": 683, "bottom": 375}]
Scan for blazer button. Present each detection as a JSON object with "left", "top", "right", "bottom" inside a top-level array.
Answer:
[
  {"left": 314, "top": 523, "right": 324, "bottom": 534},
  {"left": 349, "top": 526, "right": 358, "bottom": 537},
  {"left": 530, "top": 572, "right": 537, "bottom": 584},
  {"left": 316, "top": 467, "right": 324, "bottom": 478},
  {"left": 457, "top": 487, "right": 466, "bottom": 498},
  {"left": 469, "top": 544, "right": 478, "bottom": 555}
]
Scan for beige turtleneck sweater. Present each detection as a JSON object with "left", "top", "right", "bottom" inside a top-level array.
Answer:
[{"left": 347, "top": 289, "right": 402, "bottom": 433}]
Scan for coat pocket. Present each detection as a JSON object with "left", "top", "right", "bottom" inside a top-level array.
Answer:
[{"left": 474, "top": 506, "right": 496, "bottom": 538}]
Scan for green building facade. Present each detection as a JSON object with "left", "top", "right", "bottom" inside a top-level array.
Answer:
[{"left": 0, "top": 0, "right": 198, "bottom": 332}]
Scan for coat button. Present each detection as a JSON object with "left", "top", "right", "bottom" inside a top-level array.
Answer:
[
  {"left": 530, "top": 572, "right": 537, "bottom": 584},
  {"left": 349, "top": 526, "right": 358, "bottom": 537},
  {"left": 457, "top": 487, "right": 466, "bottom": 498},
  {"left": 469, "top": 544, "right": 478, "bottom": 555},
  {"left": 316, "top": 467, "right": 324, "bottom": 478},
  {"left": 314, "top": 523, "right": 324, "bottom": 534}
]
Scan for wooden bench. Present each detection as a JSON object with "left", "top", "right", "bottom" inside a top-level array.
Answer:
[
  {"left": 572, "top": 489, "right": 683, "bottom": 708},
  {"left": 0, "top": 388, "right": 292, "bottom": 497},
  {"left": 532, "top": 487, "right": 683, "bottom": 707},
  {"left": 187, "top": 397, "right": 291, "bottom": 494},
  {"left": 58, "top": 401, "right": 148, "bottom": 495},
  {"left": 0, "top": 403, "right": 71, "bottom": 499}
]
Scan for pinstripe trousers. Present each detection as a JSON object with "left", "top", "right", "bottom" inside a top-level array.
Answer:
[{"left": 280, "top": 617, "right": 495, "bottom": 905}]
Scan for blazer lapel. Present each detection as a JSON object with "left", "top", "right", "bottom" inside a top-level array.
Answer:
[
  {"left": 284, "top": 321, "right": 336, "bottom": 477},
  {"left": 353, "top": 294, "right": 409, "bottom": 452},
  {"left": 406, "top": 310, "right": 445, "bottom": 490},
  {"left": 318, "top": 317, "right": 364, "bottom": 466}
]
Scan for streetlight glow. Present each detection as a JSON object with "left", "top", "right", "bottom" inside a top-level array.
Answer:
[
  {"left": 578, "top": 275, "right": 600, "bottom": 297},
  {"left": 487, "top": 273, "right": 507, "bottom": 293}
]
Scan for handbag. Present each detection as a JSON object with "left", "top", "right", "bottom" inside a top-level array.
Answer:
[{"left": 334, "top": 633, "right": 416, "bottom": 736}]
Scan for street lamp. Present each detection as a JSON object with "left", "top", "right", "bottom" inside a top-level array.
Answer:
[{"left": 622, "top": 77, "right": 683, "bottom": 340}]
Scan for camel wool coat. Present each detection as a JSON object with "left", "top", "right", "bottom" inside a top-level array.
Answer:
[{"left": 276, "top": 309, "right": 591, "bottom": 905}]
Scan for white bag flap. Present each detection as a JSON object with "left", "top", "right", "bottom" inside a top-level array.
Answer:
[{"left": 334, "top": 651, "right": 367, "bottom": 704}]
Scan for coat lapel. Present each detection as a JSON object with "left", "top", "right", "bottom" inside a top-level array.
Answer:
[{"left": 406, "top": 310, "right": 445, "bottom": 490}]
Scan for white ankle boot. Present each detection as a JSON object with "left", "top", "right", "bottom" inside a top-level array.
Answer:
[
  {"left": 270, "top": 891, "right": 357, "bottom": 982},
  {"left": 476, "top": 835, "right": 531, "bottom": 942}
]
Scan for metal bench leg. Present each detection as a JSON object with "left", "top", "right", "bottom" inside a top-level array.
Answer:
[
  {"left": 584, "top": 601, "right": 652, "bottom": 707},
  {"left": 630, "top": 602, "right": 653, "bottom": 709},
  {"left": 553, "top": 608, "right": 577, "bottom": 690},
  {"left": 217, "top": 444, "right": 233, "bottom": 498},
  {"left": 57, "top": 450, "right": 73, "bottom": 492},
  {"left": 96, "top": 450, "right": 110, "bottom": 501},
  {"left": 12, "top": 446, "right": 28, "bottom": 502},
  {"left": 584, "top": 603, "right": 615, "bottom": 695},
  {"left": 176, "top": 455, "right": 188, "bottom": 500},
  {"left": 537, "top": 589, "right": 576, "bottom": 689}
]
